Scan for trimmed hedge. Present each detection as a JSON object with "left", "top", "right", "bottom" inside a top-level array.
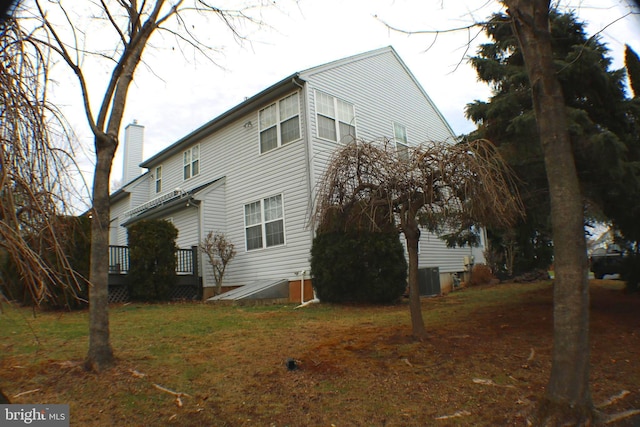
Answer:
[
  {"left": 127, "top": 219, "right": 178, "bottom": 301},
  {"left": 310, "top": 231, "right": 407, "bottom": 304}
]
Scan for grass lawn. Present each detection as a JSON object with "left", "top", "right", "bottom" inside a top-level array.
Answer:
[{"left": 1, "top": 280, "right": 639, "bottom": 426}]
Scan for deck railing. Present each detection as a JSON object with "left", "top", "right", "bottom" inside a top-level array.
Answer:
[
  {"left": 108, "top": 245, "right": 201, "bottom": 302},
  {"left": 109, "top": 245, "right": 198, "bottom": 275},
  {"left": 109, "top": 245, "right": 129, "bottom": 273}
]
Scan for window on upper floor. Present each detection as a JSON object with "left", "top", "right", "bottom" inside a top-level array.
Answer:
[
  {"left": 155, "top": 165, "right": 162, "bottom": 193},
  {"left": 393, "top": 122, "right": 409, "bottom": 161},
  {"left": 259, "top": 92, "right": 301, "bottom": 154},
  {"left": 183, "top": 145, "right": 199, "bottom": 180},
  {"left": 244, "top": 194, "right": 285, "bottom": 250},
  {"left": 315, "top": 90, "right": 356, "bottom": 143}
]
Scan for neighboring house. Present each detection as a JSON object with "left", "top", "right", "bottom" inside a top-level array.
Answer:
[{"left": 109, "top": 46, "right": 486, "bottom": 299}]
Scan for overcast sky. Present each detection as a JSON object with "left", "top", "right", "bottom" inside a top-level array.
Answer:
[{"left": 44, "top": 0, "right": 640, "bottom": 194}]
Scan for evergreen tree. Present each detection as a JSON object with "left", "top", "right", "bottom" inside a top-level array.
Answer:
[
  {"left": 466, "top": 10, "right": 640, "bottom": 273},
  {"left": 127, "top": 220, "right": 178, "bottom": 302}
]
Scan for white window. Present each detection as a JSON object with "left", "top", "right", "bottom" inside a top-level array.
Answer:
[
  {"left": 183, "top": 145, "right": 199, "bottom": 180},
  {"left": 244, "top": 194, "right": 285, "bottom": 250},
  {"left": 393, "top": 122, "right": 409, "bottom": 160},
  {"left": 315, "top": 90, "right": 356, "bottom": 143},
  {"left": 259, "top": 93, "right": 301, "bottom": 154},
  {"left": 155, "top": 165, "right": 162, "bottom": 193}
]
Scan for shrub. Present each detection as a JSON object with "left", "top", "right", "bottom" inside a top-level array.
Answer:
[
  {"left": 468, "top": 264, "right": 496, "bottom": 287},
  {"left": 127, "top": 219, "right": 178, "bottom": 301},
  {"left": 310, "top": 231, "right": 407, "bottom": 304},
  {"left": 199, "top": 230, "right": 236, "bottom": 296},
  {"left": 620, "top": 254, "right": 640, "bottom": 292},
  {"left": 0, "top": 215, "right": 90, "bottom": 310}
]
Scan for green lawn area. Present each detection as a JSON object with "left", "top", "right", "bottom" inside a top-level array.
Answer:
[{"left": 1, "top": 280, "right": 638, "bottom": 426}]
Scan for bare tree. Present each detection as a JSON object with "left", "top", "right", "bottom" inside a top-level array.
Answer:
[
  {"left": 502, "top": 0, "right": 593, "bottom": 422},
  {"left": 29, "top": 0, "right": 273, "bottom": 371},
  {"left": 199, "top": 230, "right": 236, "bottom": 296},
  {"left": 1, "top": 14, "right": 84, "bottom": 402},
  {"left": 314, "top": 139, "right": 523, "bottom": 339},
  {"left": 0, "top": 15, "right": 83, "bottom": 307}
]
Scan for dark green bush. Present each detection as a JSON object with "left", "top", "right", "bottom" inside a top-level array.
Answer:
[
  {"left": 127, "top": 219, "right": 178, "bottom": 301},
  {"left": 310, "top": 231, "right": 407, "bottom": 304},
  {"left": 50, "top": 215, "right": 91, "bottom": 310},
  {"left": 0, "top": 215, "right": 90, "bottom": 310}
]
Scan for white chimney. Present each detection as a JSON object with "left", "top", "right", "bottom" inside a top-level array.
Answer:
[{"left": 122, "top": 120, "right": 144, "bottom": 184}]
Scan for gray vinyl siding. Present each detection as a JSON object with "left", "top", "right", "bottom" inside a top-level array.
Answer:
[
  {"left": 220, "top": 119, "right": 312, "bottom": 286},
  {"left": 168, "top": 207, "right": 199, "bottom": 249},
  {"left": 109, "top": 197, "right": 130, "bottom": 246},
  {"left": 417, "top": 232, "right": 474, "bottom": 273},
  {"left": 198, "top": 181, "right": 227, "bottom": 288},
  {"left": 128, "top": 174, "right": 151, "bottom": 210},
  {"left": 304, "top": 49, "right": 456, "bottom": 179},
  {"left": 111, "top": 174, "right": 151, "bottom": 245},
  {"left": 115, "top": 47, "right": 481, "bottom": 289},
  {"left": 138, "top": 90, "right": 312, "bottom": 286},
  {"left": 303, "top": 48, "right": 474, "bottom": 274},
  {"left": 199, "top": 181, "right": 227, "bottom": 236}
]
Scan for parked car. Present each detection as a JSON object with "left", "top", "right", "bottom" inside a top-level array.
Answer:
[{"left": 590, "top": 246, "right": 626, "bottom": 279}]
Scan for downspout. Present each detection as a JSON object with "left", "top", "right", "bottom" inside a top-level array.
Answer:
[
  {"left": 293, "top": 76, "right": 316, "bottom": 244},
  {"left": 292, "top": 76, "right": 320, "bottom": 310},
  {"left": 295, "top": 269, "right": 319, "bottom": 309}
]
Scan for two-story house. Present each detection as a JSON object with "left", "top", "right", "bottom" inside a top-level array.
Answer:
[{"left": 109, "top": 46, "right": 486, "bottom": 301}]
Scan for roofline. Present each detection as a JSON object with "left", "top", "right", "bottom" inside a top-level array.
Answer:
[
  {"left": 110, "top": 187, "right": 129, "bottom": 204},
  {"left": 386, "top": 47, "right": 458, "bottom": 139},
  {"left": 300, "top": 45, "right": 457, "bottom": 139},
  {"left": 299, "top": 46, "right": 394, "bottom": 78},
  {"left": 141, "top": 73, "right": 305, "bottom": 168},
  {"left": 122, "top": 195, "right": 197, "bottom": 227}
]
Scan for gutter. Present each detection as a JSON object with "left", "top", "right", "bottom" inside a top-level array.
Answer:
[{"left": 141, "top": 74, "right": 306, "bottom": 168}]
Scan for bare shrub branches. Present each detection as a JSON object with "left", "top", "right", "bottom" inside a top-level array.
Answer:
[
  {"left": 199, "top": 230, "right": 236, "bottom": 295},
  {"left": 0, "top": 17, "right": 83, "bottom": 305},
  {"left": 314, "top": 138, "right": 524, "bottom": 236},
  {"left": 314, "top": 138, "right": 523, "bottom": 339}
]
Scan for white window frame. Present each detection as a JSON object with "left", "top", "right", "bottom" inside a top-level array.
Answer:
[
  {"left": 259, "top": 92, "right": 301, "bottom": 154},
  {"left": 183, "top": 145, "right": 200, "bottom": 180},
  {"left": 315, "top": 90, "right": 356, "bottom": 143},
  {"left": 154, "top": 165, "right": 162, "bottom": 194},
  {"left": 244, "top": 194, "right": 286, "bottom": 251},
  {"left": 393, "top": 122, "right": 409, "bottom": 160}
]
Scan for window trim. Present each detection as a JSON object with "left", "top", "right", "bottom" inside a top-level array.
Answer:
[
  {"left": 243, "top": 193, "right": 286, "bottom": 251},
  {"left": 258, "top": 92, "right": 302, "bottom": 154},
  {"left": 154, "top": 165, "right": 162, "bottom": 194},
  {"left": 183, "top": 145, "right": 200, "bottom": 181},
  {"left": 314, "top": 90, "right": 356, "bottom": 143}
]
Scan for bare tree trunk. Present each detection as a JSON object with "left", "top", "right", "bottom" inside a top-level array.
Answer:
[
  {"left": 404, "top": 214, "right": 427, "bottom": 340},
  {"left": 85, "top": 134, "right": 116, "bottom": 371},
  {"left": 30, "top": 0, "right": 267, "bottom": 373},
  {"left": 504, "top": 0, "right": 593, "bottom": 422}
]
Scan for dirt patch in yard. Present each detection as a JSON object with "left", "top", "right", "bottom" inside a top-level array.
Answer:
[{"left": 1, "top": 280, "right": 639, "bottom": 426}]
